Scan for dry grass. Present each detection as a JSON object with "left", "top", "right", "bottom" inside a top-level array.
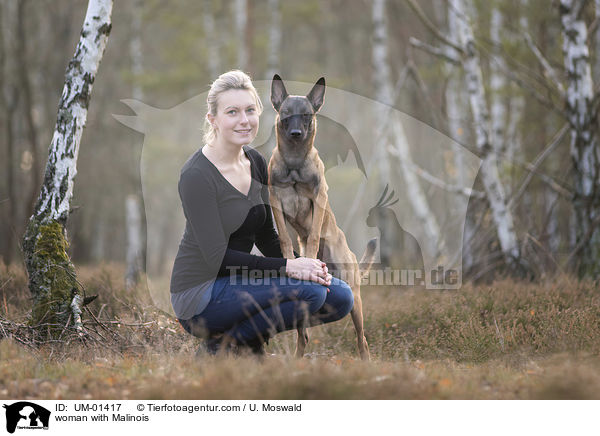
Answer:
[{"left": 1, "top": 262, "right": 600, "bottom": 399}]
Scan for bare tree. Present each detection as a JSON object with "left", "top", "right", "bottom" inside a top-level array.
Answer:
[
  {"left": 203, "top": 0, "right": 220, "bottom": 78},
  {"left": 407, "top": 0, "right": 525, "bottom": 273},
  {"left": 16, "top": 0, "right": 42, "bottom": 215},
  {"left": 21, "top": 0, "right": 113, "bottom": 335},
  {"left": 372, "top": 0, "right": 442, "bottom": 261},
  {"left": 489, "top": 5, "right": 507, "bottom": 159},
  {"left": 266, "top": 0, "right": 281, "bottom": 80},
  {"left": 125, "top": 0, "right": 144, "bottom": 289},
  {"left": 560, "top": 0, "right": 600, "bottom": 277},
  {"left": 233, "top": 0, "right": 247, "bottom": 70},
  {"left": 1, "top": 0, "right": 20, "bottom": 266}
]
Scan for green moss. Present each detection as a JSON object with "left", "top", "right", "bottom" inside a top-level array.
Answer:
[{"left": 23, "top": 220, "right": 79, "bottom": 337}]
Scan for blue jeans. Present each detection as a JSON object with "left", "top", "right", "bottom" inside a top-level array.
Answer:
[{"left": 178, "top": 275, "right": 354, "bottom": 346}]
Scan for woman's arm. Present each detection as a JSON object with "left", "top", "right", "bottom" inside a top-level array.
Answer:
[{"left": 179, "top": 167, "right": 286, "bottom": 277}]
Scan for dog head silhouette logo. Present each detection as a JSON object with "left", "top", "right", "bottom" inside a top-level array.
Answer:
[{"left": 3, "top": 402, "right": 51, "bottom": 433}]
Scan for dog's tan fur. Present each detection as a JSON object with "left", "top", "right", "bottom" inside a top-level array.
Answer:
[{"left": 267, "top": 75, "right": 374, "bottom": 360}]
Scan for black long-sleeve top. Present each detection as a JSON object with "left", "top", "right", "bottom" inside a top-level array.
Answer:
[{"left": 170, "top": 145, "right": 287, "bottom": 295}]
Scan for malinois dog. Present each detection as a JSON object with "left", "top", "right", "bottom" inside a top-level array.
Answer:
[{"left": 268, "top": 75, "right": 376, "bottom": 360}]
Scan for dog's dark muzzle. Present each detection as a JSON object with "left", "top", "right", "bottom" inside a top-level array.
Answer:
[{"left": 281, "top": 114, "right": 308, "bottom": 141}]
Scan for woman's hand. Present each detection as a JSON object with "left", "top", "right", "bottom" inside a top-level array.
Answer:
[{"left": 285, "top": 257, "right": 332, "bottom": 286}]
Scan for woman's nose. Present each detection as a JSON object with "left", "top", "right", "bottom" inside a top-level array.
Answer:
[{"left": 240, "top": 112, "right": 249, "bottom": 124}]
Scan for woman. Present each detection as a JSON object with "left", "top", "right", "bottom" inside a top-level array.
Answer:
[{"left": 170, "top": 70, "right": 354, "bottom": 355}]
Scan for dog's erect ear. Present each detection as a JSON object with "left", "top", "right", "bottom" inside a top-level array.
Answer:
[
  {"left": 271, "top": 74, "right": 288, "bottom": 112},
  {"left": 307, "top": 77, "right": 326, "bottom": 112}
]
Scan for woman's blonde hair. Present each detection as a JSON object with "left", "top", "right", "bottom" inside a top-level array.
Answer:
[{"left": 203, "top": 70, "right": 263, "bottom": 144}]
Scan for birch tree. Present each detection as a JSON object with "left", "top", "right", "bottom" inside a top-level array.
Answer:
[
  {"left": 406, "top": 0, "right": 524, "bottom": 272},
  {"left": 489, "top": 6, "right": 507, "bottom": 159},
  {"left": 372, "top": 0, "right": 442, "bottom": 262},
  {"left": 16, "top": 0, "right": 42, "bottom": 214},
  {"left": 233, "top": 0, "right": 247, "bottom": 70},
  {"left": 560, "top": 0, "right": 600, "bottom": 277},
  {"left": 266, "top": 0, "right": 281, "bottom": 80},
  {"left": 203, "top": 0, "right": 220, "bottom": 79},
  {"left": 454, "top": 0, "right": 523, "bottom": 270},
  {"left": 1, "top": 0, "right": 20, "bottom": 266},
  {"left": 21, "top": 0, "right": 113, "bottom": 335},
  {"left": 125, "top": 0, "right": 144, "bottom": 289},
  {"left": 444, "top": 0, "right": 474, "bottom": 270}
]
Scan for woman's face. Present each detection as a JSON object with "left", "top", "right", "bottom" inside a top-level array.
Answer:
[{"left": 208, "top": 89, "right": 260, "bottom": 147}]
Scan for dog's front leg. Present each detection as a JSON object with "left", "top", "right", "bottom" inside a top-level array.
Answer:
[
  {"left": 269, "top": 186, "right": 295, "bottom": 259},
  {"left": 305, "top": 184, "right": 328, "bottom": 259}
]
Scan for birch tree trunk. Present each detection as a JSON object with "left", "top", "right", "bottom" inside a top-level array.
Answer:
[
  {"left": 125, "top": 0, "right": 144, "bottom": 289},
  {"left": 234, "top": 0, "right": 247, "bottom": 70},
  {"left": 125, "top": 195, "right": 142, "bottom": 290},
  {"left": 203, "top": 0, "right": 219, "bottom": 79},
  {"left": 1, "top": 0, "right": 20, "bottom": 266},
  {"left": 560, "top": 0, "right": 600, "bottom": 277},
  {"left": 595, "top": 0, "right": 600, "bottom": 83},
  {"left": 21, "top": 0, "right": 113, "bottom": 335},
  {"left": 15, "top": 0, "right": 42, "bottom": 216},
  {"left": 453, "top": 0, "right": 523, "bottom": 270},
  {"left": 372, "top": 0, "right": 441, "bottom": 260},
  {"left": 489, "top": 6, "right": 507, "bottom": 158},
  {"left": 444, "top": 0, "right": 474, "bottom": 270},
  {"left": 266, "top": 0, "right": 281, "bottom": 80}
]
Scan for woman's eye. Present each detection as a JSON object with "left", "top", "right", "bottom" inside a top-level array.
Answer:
[
  {"left": 227, "top": 110, "right": 236, "bottom": 115},
  {"left": 247, "top": 108, "right": 255, "bottom": 113}
]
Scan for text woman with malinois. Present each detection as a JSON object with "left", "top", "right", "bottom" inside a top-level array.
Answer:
[{"left": 170, "top": 70, "right": 355, "bottom": 356}]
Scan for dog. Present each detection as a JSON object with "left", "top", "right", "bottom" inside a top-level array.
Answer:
[{"left": 267, "top": 74, "right": 376, "bottom": 360}]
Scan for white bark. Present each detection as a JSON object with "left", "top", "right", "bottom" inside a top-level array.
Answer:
[
  {"left": 130, "top": 0, "right": 143, "bottom": 101},
  {"left": 22, "top": 0, "right": 113, "bottom": 333},
  {"left": 390, "top": 122, "right": 443, "bottom": 256},
  {"left": 445, "top": 0, "right": 474, "bottom": 269},
  {"left": 372, "top": 0, "right": 441, "bottom": 257},
  {"left": 490, "top": 7, "right": 507, "bottom": 156},
  {"left": 1, "top": 0, "right": 19, "bottom": 264},
  {"left": 234, "top": 0, "right": 247, "bottom": 70},
  {"left": 203, "top": 0, "right": 219, "bottom": 78},
  {"left": 266, "top": 0, "right": 281, "bottom": 80},
  {"left": 125, "top": 194, "right": 142, "bottom": 289},
  {"left": 560, "top": 0, "right": 600, "bottom": 276},
  {"left": 126, "top": 0, "right": 144, "bottom": 286},
  {"left": 453, "top": 0, "right": 521, "bottom": 266},
  {"left": 371, "top": 0, "right": 393, "bottom": 185},
  {"left": 506, "top": 0, "right": 529, "bottom": 168},
  {"left": 545, "top": 189, "right": 560, "bottom": 253},
  {"left": 595, "top": 0, "right": 600, "bottom": 82},
  {"left": 33, "top": 0, "right": 113, "bottom": 224}
]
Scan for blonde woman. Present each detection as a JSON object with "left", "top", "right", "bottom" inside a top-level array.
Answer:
[{"left": 170, "top": 70, "right": 354, "bottom": 355}]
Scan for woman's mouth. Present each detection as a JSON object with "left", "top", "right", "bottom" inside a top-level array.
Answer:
[{"left": 235, "top": 129, "right": 252, "bottom": 134}]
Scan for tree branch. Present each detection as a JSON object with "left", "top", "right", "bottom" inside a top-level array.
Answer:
[
  {"left": 508, "top": 123, "right": 571, "bottom": 209},
  {"left": 523, "top": 32, "right": 565, "bottom": 99},
  {"left": 409, "top": 37, "right": 460, "bottom": 65},
  {"left": 404, "top": 0, "right": 464, "bottom": 54},
  {"left": 387, "top": 144, "right": 485, "bottom": 200},
  {"left": 486, "top": 52, "right": 567, "bottom": 120}
]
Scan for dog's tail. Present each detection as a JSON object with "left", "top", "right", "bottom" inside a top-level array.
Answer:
[{"left": 358, "top": 238, "right": 377, "bottom": 279}]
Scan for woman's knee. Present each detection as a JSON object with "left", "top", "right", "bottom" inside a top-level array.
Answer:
[
  {"left": 295, "top": 282, "right": 328, "bottom": 313},
  {"left": 329, "top": 278, "right": 354, "bottom": 318}
]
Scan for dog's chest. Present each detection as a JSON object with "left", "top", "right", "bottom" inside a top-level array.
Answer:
[{"left": 271, "top": 165, "right": 320, "bottom": 222}]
